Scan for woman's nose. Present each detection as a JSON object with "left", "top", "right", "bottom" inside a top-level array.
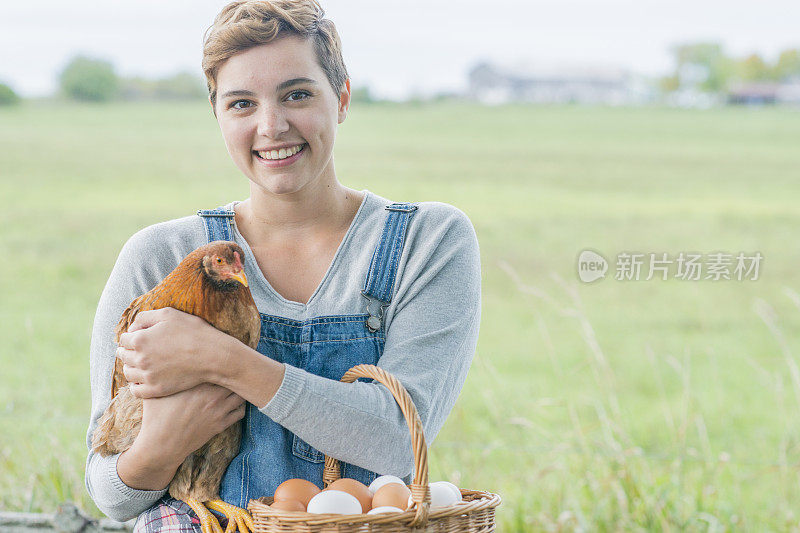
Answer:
[{"left": 256, "top": 105, "right": 290, "bottom": 138}]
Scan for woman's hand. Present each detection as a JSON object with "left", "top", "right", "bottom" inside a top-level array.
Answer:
[
  {"left": 141, "top": 383, "right": 246, "bottom": 458},
  {"left": 117, "top": 383, "right": 246, "bottom": 491},
  {"left": 116, "top": 307, "right": 227, "bottom": 398}
]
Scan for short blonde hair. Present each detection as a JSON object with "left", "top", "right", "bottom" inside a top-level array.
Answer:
[{"left": 202, "top": 0, "right": 348, "bottom": 111}]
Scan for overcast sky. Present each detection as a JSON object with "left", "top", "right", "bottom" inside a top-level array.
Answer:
[{"left": 1, "top": 0, "right": 799, "bottom": 98}]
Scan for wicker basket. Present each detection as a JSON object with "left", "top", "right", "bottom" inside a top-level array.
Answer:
[{"left": 248, "top": 364, "right": 501, "bottom": 532}]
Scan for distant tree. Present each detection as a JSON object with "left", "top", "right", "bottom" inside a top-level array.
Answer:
[
  {"left": 118, "top": 72, "right": 206, "bottom": 101},
  {"left": 773, "top": 49, "right": 800, "bottom": 81},
  {"left": 350, "top": 85, "right": 374, "bottom": 103},
  {"left": 663, "top": 43, "right": 800, "bottom": 96},
  {"left": 671, "top": 42, "right": 730, "bottom": 92},
  {"left": 154, "top": 72, "right": 207, "bottom": 100},
  {"left": 59, "top": 56, "right": 119, "bottom": 102},
  {"left": 0, "top": 82, "right": 21, "bottom": 105},
  {"left": 731, "top": 53, "right": 770, "bottom": 82},
  {"left": 658, "top": 74, "right": 680, "bottom": 93},
  {"left": 118, "top": 76, "right": 158, "bottom": 101}
]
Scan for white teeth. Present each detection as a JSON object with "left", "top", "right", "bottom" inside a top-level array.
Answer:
[{"left": 258, "top": 144, "right": 303, "bottom": 160}]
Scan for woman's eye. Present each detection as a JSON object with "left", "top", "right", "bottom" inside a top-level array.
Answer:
[
  {"left": 230, "top": 100, "right": 252, "bottom": 110},
  {"left": 286, "top": 90, "right": 311, "bottom": 102}
]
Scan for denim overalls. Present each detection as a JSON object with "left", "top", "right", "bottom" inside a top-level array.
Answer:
[{"left": 196, "top": 201, "right": 418, "bottom": 508}]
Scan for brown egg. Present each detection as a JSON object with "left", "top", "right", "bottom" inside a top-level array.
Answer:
[
  {"left": 324, "top": 478, "right": 372, "bottom": 513},
  {"left": 274, "top": 478, "right": 321, "bottom": 507},
  {"left": 372, "top": 482, "right": 411, "bottom": 511},
  {"left": 270, "top": 499, "right": 306, "bottom": 512}
]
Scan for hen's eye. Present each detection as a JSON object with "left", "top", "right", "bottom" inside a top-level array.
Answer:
[{"left": 216, "top": 258, "right": 222, "bottom": 263}]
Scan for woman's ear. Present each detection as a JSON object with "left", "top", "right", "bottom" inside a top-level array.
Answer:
[{"left": 337, "top": 79, "right": 351, "bottom": 124}]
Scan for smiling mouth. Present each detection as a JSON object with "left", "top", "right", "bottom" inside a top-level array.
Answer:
[{"left": 253, "top": 144, "right": 306, "bottom": 161}]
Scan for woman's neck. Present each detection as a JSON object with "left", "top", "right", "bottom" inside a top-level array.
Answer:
[{"left": 235, "top": 180, "right": 363, "bottom": 244}]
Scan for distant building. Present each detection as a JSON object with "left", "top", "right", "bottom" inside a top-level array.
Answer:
[
  {"left": 727, "top": 79, "right": 800, "bottom": 106},
  {"left": 467, "top": 61, "right": 653, "bottom": 105},
  {"left": 727, "top": 82, "right": 779, "bottom": 105},
  {"left": 778, "top": 79, "right": 800, "bottom": 105}
]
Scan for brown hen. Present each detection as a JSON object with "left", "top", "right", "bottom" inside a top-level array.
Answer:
[{"left": 92, "top": 241, "right": 261, "bottom": 533}]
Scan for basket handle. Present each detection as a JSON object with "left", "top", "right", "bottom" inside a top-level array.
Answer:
[{"left": 322, "top": 364, "right": 430, "bottom": 528}]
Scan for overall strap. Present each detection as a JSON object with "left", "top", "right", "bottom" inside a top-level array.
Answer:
[
  {"left": 361, "top": 202, "right": 419, "bottom": 332},
  {"left": 197, "top": 206, "right": 235, "bottom": 243}
]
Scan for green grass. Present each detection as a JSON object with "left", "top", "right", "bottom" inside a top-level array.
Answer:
[{"left": 1, "top": 100, "right": 799, "bottom": 531}]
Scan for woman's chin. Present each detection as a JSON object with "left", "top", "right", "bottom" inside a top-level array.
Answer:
[{"left": 249, "top": 175, "right": 309, "bottom": 196}]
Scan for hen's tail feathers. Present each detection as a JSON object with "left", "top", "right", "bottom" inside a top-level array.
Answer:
[{"left": 91, "top": 395, "right": 119, "bottom": 456}]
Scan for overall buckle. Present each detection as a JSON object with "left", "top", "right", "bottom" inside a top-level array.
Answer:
[{"left": 361, "top": 291, "right": 388, "bottom": 332}]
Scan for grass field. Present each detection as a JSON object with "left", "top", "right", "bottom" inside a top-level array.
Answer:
[{"left": 1, "top": 100, "right": 799, "bottom": 531}]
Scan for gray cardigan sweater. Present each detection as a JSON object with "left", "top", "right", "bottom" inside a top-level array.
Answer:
[{"left": 85, "top": 189, "right": 481, "bottom": 521}]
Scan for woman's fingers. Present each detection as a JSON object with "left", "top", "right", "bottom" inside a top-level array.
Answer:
[
  {"left": 198, "top": 386, "right": 246, "bottom": 429},
  {"left": 223, "top": 391, "right": 246, "bottom": 411},
  {"left": 122, "top": 363, "right": 145, "bottom": 384},
  {"left": 223, "top": 403, "right": 247, "bottom": 429},
  {"left": 129, "top": 382, "right": 154, "bottom": 399},
  {"left": 227, "top": 402, "right": 246, "bottom": 418},
  {"left": 127, "top": 308, "right": 175, "bottom": 333},
  {"left": 116, "top": 346, "right": 135, "bottom": 365}
]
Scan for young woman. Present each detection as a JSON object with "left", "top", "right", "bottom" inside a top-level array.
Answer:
[{"left": 85, "top": 1, "right": 481, "bottom": 530}]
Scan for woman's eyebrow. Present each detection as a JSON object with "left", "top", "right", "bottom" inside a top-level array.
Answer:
[
  {"left": 220, "top": 89, "right": 256, "bottom": 99},
  {"left": 276, "top": 77, "right": 318, "bottom": 91},
  {"left": 219, "top": 79, "right": 318, "bottom": 100}
]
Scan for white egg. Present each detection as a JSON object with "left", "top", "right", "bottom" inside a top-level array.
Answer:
[
  {"left": 406, "top": 483, "right": 459, "bottom": 509},
  {"left": 431, "top": 481, "right": 462, "bottom": 502},
  {"left": 306, "top": 490, "right": 362, "bottom": 515},
  {"left": 368, "top": 475, "right": 406, "bottom": 496},
  {"left": 367, "top": 506, "right": 404, "bottom": 514}
]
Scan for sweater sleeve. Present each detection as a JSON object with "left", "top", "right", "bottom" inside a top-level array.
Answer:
[
  {"left": 260, "top": 205, "right": 481, "bottom": 478},
  {"left": 85, "top": 220, "right": 201, "bottom": 521}
]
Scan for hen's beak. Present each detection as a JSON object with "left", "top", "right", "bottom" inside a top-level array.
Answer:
[{"left": 230, "top": 270, "right": 249, "bottom": 287}]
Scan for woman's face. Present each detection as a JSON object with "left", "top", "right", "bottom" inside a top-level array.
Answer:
[{"left": 213, "top": 35, "right": 350, "bottom": 196}]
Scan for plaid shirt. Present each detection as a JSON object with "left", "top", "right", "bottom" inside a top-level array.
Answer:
[{"left": 133, "top": 497, "right": 229, "bottom": 533}]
